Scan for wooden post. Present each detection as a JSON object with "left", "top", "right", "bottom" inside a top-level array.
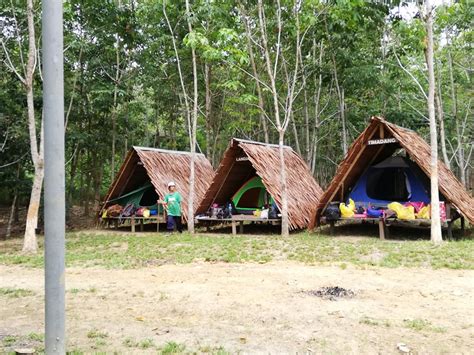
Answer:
[
  {"left": 460, "top": 216, "right": 465, "bottom": 235},
  {"left": 239, "top": 221, "right": 244, "bottom": 234},
  {"left": 378, "top": 218, "right": 386, "bottom": 240},
  {"left": 447, "top": 221, "right": 453, "bottom": 240},
  {"left": 231, "top": 220, "right": 237, "bottom": 235},
  {"left": 131, "top": 216, "right": 135, "bottom": 233},
  {"left": 329, "top": 220, "right": 335, "bottom": 236},
  {"left": 140, "top": 218, "right": 144, "bottom": 232},
  {"left": 156, "top": 215, "right": 160, "bottom": 232}
]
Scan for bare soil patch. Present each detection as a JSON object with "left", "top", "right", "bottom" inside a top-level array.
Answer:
[{"left": 1, "top": 262, "right": 473, "bottom": 353}]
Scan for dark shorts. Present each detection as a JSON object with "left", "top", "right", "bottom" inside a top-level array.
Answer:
[{"left": 167, "top": 215, "right": 182, "bottom": 233}]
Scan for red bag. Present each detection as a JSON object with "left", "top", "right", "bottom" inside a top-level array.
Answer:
[{"left": 136, "top": 207, "right": 146, "bottom": 217}]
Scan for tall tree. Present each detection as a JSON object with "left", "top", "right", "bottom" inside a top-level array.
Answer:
[{"left": 424, "top": 0, "right": 442, "bottom": 243}]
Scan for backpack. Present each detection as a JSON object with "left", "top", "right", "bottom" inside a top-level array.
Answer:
[
  {"left": 324, "top": 203, "right": 341, "bottom": 221},
  {"left": 107, "top": 204, "right": 123, "bottom": 217},
  {"left": 121, "top": 204, "right": 136, "bottom": 218}
]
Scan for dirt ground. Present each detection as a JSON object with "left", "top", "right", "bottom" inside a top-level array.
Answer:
[{"left": 1, "top": 262, "right": 473, "bottom": 354}]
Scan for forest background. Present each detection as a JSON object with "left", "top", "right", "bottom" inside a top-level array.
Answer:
[{"left": 0, "top": 0, "right": 472, "bottom": 234}]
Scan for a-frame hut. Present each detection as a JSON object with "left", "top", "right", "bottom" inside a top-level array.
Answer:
[
  {"left": 310, "top": 116, "right": 474, "bottom": 235},
  {"left": 100, "top": 147, "right": 214, "bottom": 225},
  {"left": 196, "top": 138, "right": 324, "bottom": 230}
]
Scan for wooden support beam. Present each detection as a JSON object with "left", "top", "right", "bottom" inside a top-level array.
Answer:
[
  {"left": 231, "top": 220, "right": 237, "bottom": 235},
  {"left": 131, "top": 216, "right": 135, "bottom": 233},
  {"left": 239, "top": 221, "right": 244, "bottom": 234},
  {"left": 378, "top": 218, "right": 386, "bottom": 240},
  {"left": 329, "top": 220, "right": 335, "bottom": 236}
]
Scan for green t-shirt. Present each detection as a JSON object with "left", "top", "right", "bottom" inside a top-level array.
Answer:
[{"left": 164, "top": 191, "right": 182, "bottom": 216}]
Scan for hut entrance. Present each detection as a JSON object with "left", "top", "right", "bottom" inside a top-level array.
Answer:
[
  {"left": 349, "top": 156, "right": 430, "bottom": 205},
  {"left": 232, "top": 176, "right": 274, "bottom": 214}
]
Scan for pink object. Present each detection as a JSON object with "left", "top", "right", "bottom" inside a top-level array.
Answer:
[
  {"left": 404, "top": 202, "right": 425, "bottom": 213},
  {"left": 439, "top": 202, "right": 446, "bottom": 221},
  {"left": 212, "top": 203, "right": 219, "bottom": 208}
]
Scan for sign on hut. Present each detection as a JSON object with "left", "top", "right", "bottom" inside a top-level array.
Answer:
[
  {"left": 100, "top": 147, "right": 214, "bottom": 232},
  {"left": 195, "top": 138, "right": 323, "bottom": 234},
  {"left": 310, "top": 116, "right": 474, "bottom": 239}
]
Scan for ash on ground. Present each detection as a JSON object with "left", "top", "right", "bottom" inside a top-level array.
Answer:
[{"left": 302, "top": 286, "right": 356, "bottom": 300}]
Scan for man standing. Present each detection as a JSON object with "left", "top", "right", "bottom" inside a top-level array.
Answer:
[{"left": 162, "top": 181, "right": 183, "bottom": 233}]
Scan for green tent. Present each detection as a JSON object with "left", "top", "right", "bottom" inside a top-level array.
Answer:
[
  {"left": 232, "top": 176, "right": 273, "bottom": 213},
  {"left": 107, "top": 182, "right": 163, "bottom": 212}
]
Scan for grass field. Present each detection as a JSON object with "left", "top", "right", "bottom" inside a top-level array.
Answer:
[{"left": 1, "top": 229, "right": 473, "bottom": 270}]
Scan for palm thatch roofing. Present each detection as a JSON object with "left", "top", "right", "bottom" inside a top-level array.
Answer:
[
  {"left": 101, "top": 146, "right": 214, "bottom": 222},
  {"left": 310, "top": 116, "right": 474, "bottom": 228},
  {"left": 196, "top": 138, "right": 324, "bottom": 230}
]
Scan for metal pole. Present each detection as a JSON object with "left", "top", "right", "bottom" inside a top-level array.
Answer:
[{"left": 43, "top": 0, "right": 65, "bottom": 353}]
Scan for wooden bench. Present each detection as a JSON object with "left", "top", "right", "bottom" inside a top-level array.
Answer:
[
  {"left": 196, "top": 215, "right": 281, "bottom": 235},
  {"left": 321, "top": 216, "right": 461, "bottom": 240},
  {"left": 101, "top": 214, "right": 165, "bottom": 232}
]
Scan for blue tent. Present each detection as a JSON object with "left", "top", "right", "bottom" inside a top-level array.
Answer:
[{"left": 348, "top": 156, "right": 430, "bottom": 205}]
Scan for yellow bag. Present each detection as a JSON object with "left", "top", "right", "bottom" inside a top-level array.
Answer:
[
  {"left": 388, "top": 202, "right": 415, "bottom": 220},
  {"left": 340, "top": 198, "right": 356, "bottom": 218},
  {"left": 102, "top": 210, "right": 107, "bottom": 218},
  {"left": 416, "top": 205, "right": 430, "bottom": 219},
  {"left": 143, "top": 208, "right": 150, "bottom": 218}
]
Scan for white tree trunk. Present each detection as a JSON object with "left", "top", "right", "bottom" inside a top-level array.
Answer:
[
  {"left": 186, "top": 0, "right": 198, "bottom": 234},
  {"left": 23, "top": 165, "right": 44, "bottom": 252},
  {"left": 279, "top": 130, "right": 289, "bottom": 237},
  {"left": 23, "top": 0, "right": 43, "bottom": 253},
  {"left": 425, "top": 0, "right": 442, "bottom": 244}
]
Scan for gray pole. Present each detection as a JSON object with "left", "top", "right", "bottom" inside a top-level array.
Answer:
[{"left": 43, "top": 0, "right": 66, "bottom": 353}]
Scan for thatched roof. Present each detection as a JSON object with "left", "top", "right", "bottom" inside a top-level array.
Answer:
[
  {"left": 196, "top": 139, "right": 324, "bottom": 230},
  {"left": 101, "top": 146, "right": 214, "bottom": 222},
  {"left": 310, "top": 116, "right": 474, "bottom": 228}
]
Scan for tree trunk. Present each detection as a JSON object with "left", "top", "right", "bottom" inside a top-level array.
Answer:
[
  {"left": 425, "top": 0, "right": 442, "bottom": 244},
  {"left": 6, "top": 194, "right": 17, "bottom": 239},
  {"left": 24, "top": 165, "right": 44, "bottom": 252},
  {"left": 332, "top": 56, "right": 347, "bottom": 155},
  {"left": 186, "top": 0, "right": 198, "bottom": 233},
  {"left": 311, "top": 40, "right": 323, "bottom": 174},
  {"left": 7, "top": 163, "right": 21, "bottom": 238},
  {"left": 291, "top": 115, "right": 301, "bottom": 156},
  {"left": 205, "top": 63, "right": 212, "bottom": 158},
  {"left": 447, "top": 42, "right": 465, "bottom": 185},
  {"left": 435, "top": 92, "right": 450, "bottom": 168},
  {"left": 279, "top": 130, "right": 290, "bottom": 237},
  {"left": 23, "top": 0, "right": 42, "bottom": 253},
  {"left": 242, "top": 11, "right": 269, "bottom": 143}
]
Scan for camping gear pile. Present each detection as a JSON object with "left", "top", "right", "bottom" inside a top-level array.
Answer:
[
  {"left": 102, "top": 203, "right": 159, "bottom": 221},
  {"left": 325, "top": 198, "right": 447, "bottom": 221}
]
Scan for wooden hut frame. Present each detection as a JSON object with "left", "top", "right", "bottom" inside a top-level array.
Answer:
[
  {"left": 195, "top": 138, "right": 323, "bottom": 232},
  {"left": 310, "top": 116, "right": 474, "bottom": 238},
  {"left": 100, "top": 146, "right": 214, "bottom": 231}
]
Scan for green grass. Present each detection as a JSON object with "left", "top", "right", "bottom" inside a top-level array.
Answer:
[
  {"left": 1, "top": 333, "right": 45, "bottom": 353},
  {"left": 161, "top": 341, "right": 186, "bottom": 354},
  {"left": 87, "top": 329, "right": 108, "bottom": 339},
  {"left": 0, "top": 287, "right": 35, "bottom": 298},
  {"left": 0, "top": 230, "right": 473, "bottom": 270},
  {"left": 403, "top": 319, "right": 446, "bottom": 333}
]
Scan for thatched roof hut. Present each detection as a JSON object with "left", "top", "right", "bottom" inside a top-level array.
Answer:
[
  {"left": 310, "top": 116, "right": 474, "bottom": 228},
  {"left": 196, "top": 139, "right": 324, "bottom": 230},
  {"left": 101, "top": 146, "right": 214, "bottom": 222}
]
